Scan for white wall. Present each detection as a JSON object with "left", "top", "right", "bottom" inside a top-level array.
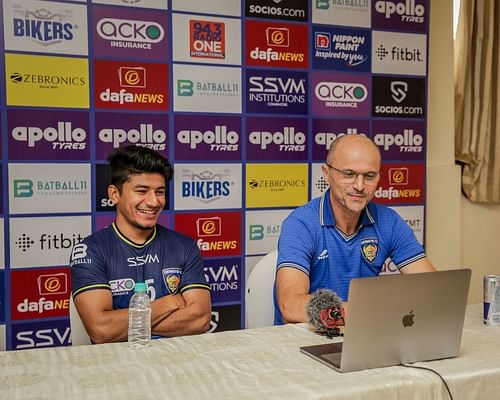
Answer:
[{"left": 428, "top": 0, "right": 500, "bottom": 304}]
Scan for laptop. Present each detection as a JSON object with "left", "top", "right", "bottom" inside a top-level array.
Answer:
[{"left": 300, "top": 268, "right": 471, "bottom": 372}]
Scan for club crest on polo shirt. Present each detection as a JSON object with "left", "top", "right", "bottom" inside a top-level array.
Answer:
[
  {"left": 361, "top": 238, "right": 378, "bottom": 263},
  {"left": 162, "top": 267, "right": 181, "bottom": 294}
]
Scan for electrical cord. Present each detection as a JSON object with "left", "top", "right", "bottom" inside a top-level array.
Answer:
[{"left": 401, "top": 363, "right": 454, "bottom": 400}]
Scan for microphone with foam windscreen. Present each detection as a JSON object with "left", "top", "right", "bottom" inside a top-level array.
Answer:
[{"left": 306, "top": 289, "right": 345, "bottom": 338}]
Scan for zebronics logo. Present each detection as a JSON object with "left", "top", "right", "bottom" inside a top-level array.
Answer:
[
  {"left": 190, "top": 19, "right": 225, "bottom": 59},
  {"left": 9, "top": 72, "right": 86, "bottom": 88}
]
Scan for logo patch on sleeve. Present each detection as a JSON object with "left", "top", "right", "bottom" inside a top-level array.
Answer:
[{"left": 162, "top": 267, "right": 182, "bottom": 294}]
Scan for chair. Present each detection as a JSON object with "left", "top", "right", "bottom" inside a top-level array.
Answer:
[
  {"left": 245, "top": 250, "right": 278, "bottom": 329},
  {"left": 70, "top": 296, "right": 91, "bottom": 345}
]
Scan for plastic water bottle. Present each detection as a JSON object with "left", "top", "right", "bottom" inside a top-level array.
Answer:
[{"left": 128, "top": 282, "right": 151, "bottom": 349}]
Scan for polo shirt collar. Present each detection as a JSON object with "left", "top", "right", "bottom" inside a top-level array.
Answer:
[{"left": 319, "top": 189, "right": 376, "bottom": 227}]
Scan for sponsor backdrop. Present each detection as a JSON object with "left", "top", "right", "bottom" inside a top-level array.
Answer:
[{"left": 0, "top": 0, "right": 429, "bottom": 350}]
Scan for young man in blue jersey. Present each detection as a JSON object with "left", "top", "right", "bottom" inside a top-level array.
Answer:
[
  {"left": 70, "top": 145, "right": 211, "bottom": 343},
  {"left": 275, "top": 135, "right": 435, "bottom": 324}
]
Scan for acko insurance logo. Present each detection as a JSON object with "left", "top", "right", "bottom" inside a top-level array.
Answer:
[
  {"left": 372, "top": 76, "right": 426, "bottom": 118},
  {"left": 312, "top": 0, "right": 370, "bottom": 28},
  {"left": 3, "top": 0, "right": 88, "bottom": 56},
  {"left": 5, "top": 53, "right": 89, "bottom": 108},
  {"left": 312, "top": 71, "right": 370, "bottom": 117},
  {"left": 9, "top": 163, "right": 91, "bottom": 214},
  {"left": 174, "top": 212, "right": 242, "bottom": 258},
  {"left": 11, "top": 319, "right": 71, "bottom": 350},
  {"left": 312, "top": 26, "right": 370, "bottom": 72},
  {"left": 174, "top": 115, "right": 241, "bottom": 161},
  {"left": 11, "top": 268, "right": 70, "bottom": 320},
  {"left": 94, "top": 60, "right": 168, "bottom": 111},
  {"left": 246, "top": 20, "right": 308, "bottom": 68},
  {"left": 312, "top": 118, "right": 369, "bottom": 161},
  {"left": 372, "top": 0, "right": 428, "bottom": 32},
  {"left": 246, "top": 163, "right": 308, "bottom": 208},
  {"left": 93, "top": 5, "right": 167, "bottom": 60},
  {"left": 245, "top": 209, "right": 291, "bottom": 255},
  {"left": 372, "top": 30, "right": 427, "bottom": 76},
  {"left": 372, "top": 120, "right": 426, "bottom": 161},
  {"left": 173, "top": 64, "right": 241, "bottom": 113},
  {"left": 174, "top": 164, "right": 242, "bottom": 210},
  {"left": 10, "top": 216, "right": 91, "bottom": 268},
  {"left": 95, "top": 112, "right": 168, "bottom": 160},
  {"left": 246, "top": 69, "right": 307, "bottom": 114},
  {"left": 7, "top": 109, "right": 89, "bottom": 160},
  {"left": 204, "top": 258, "right": 240, "bottom": 303},
  {"left": 246, "top": 0, "right": 308, "bottom": 22},
  {"left": 247, "top": 116, "right": 307, "bottom": 161},
  {"left": 374, "top": 163, "right": 425, "bottom": 205}
]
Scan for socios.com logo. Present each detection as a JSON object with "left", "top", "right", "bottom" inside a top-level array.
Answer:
[{"left": 96, "top": 18, "right": 164, "bottom": 43}]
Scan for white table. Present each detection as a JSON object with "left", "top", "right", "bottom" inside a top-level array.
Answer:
[{"left": 1, "top": 304, "right": 499, "bottom": 400}]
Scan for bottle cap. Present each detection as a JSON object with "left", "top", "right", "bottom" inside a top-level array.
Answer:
[{"left": 134, "top": 282, "right": 147, "bottom": 292}]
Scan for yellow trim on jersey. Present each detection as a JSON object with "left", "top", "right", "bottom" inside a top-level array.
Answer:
[
  {"left": 180, "top": 283, "right": 211, "bottom": 293},
  {"left": 112, "top": 222, "right": 157, "bottom": 248},
  {"left": 72, "top": 283, "right": 111, "bottom": 298}
]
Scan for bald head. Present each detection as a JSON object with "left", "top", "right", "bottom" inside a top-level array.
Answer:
[{"left": 327, "top": 135, "right": 381, "bottom": 167}]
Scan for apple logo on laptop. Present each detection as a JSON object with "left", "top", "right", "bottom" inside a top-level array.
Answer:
[{"left": 402, "top": 310, "right": 415, "bottom": 327}]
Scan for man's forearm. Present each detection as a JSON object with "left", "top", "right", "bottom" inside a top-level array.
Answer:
[
  {"left": 151, "top": 303, "right": 211, "bottom": 337},
  {"left": 280, "top": 293, "right": 311, "bottom": 323}
]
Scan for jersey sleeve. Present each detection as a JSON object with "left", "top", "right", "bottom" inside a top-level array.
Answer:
[
  {"left": 70, "top": 237, "right": 110, "bottom": 299},
  {"left": 277, "top": 212, "right": 316, "bottom": 276},
  {"left": 179, "top": 238, "right": 210, "bottom": 293},
  {"left": 386, "top": 209, "right": 426, "bottom": 269}
]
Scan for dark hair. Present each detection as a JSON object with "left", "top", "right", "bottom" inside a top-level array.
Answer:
[{"left": 106, "top": 145, "right": 173, "bottom": 190}]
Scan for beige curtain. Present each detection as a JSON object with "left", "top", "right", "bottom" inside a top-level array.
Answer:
[{"left": 455, "top": 0, "right": 500, "bottom": 203}]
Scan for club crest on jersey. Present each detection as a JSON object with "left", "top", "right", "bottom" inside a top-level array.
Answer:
[
  {"left": 361, "top": 238, "right": 378, "bottom": 263},
  {"left": 162, "top": 268, "right": 181, "bottom": 294}
]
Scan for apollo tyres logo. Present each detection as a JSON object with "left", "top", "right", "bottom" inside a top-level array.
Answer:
[
  {"left": 373, "top": 0, "right": 427, "bottom": 32},
  {"left": 3, "top": 0, "right": 88, "bottom": 56},
  {"left": 92, "top": 6, "right": 167, "bottom": 60},
  {"left": 11, "top": 268, "right": 70, "bottom": 320},
  {"left": 372, "top": 120, "right": 425, "bottom": 161},
  {"left": 246, "top": 20, "right": 308, "bottom": 68},
  {"left": 94, "top": 60, "right": 168, "bottom": 111}
]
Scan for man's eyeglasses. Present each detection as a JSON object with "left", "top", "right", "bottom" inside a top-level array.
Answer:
[{"left": 325, "top": 162, "right": 379, "bottom": 184}]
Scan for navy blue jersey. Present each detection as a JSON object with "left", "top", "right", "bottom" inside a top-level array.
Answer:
[{"left": 71, "top": 223, "right": 210, "bottom": 309}]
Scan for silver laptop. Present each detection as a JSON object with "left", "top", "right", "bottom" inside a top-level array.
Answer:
[{"left": 300, "top": 269, "right": 471, "bottom": 372}]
